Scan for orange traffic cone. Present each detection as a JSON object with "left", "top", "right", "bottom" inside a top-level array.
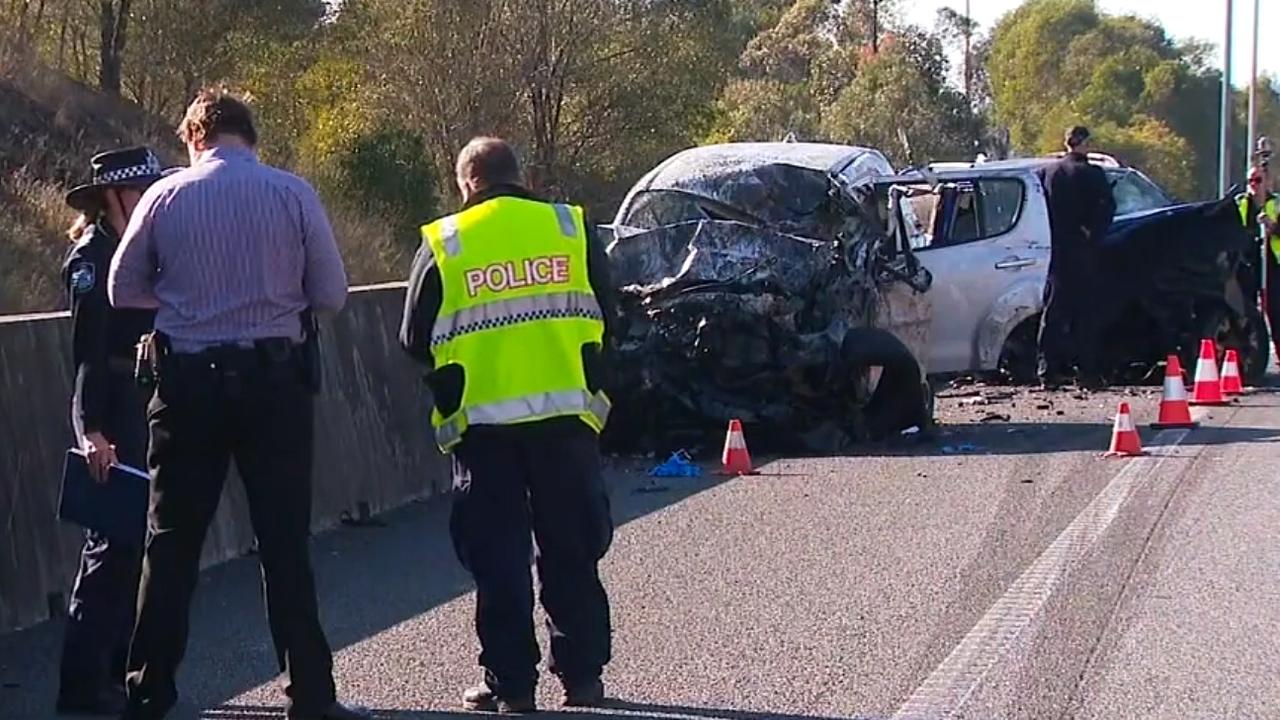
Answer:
[
  {"left": 1219, "top": 349, "right": 1244, "bottom": 395},
  {"left": 1152, "top": 354, "right": 1198, "bottom": 430},
  {"left": 719, "top": 419, "right": 758, "bottom": 476},
  {"left": 1189, "top": 339, "right": 1228, "bottom": 406},
  {"left": 1105, "top": 402, "right": 1145, "bottom": 457}
]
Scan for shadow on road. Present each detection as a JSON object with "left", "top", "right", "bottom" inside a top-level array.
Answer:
[
  {"left": 204, "top": 701, "right": 878, "bottom": 720},
  {"left": 0, "top": 467, "right": 725, "bottom": 719}
]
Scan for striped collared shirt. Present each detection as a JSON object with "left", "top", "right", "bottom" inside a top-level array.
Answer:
[{"left": 108, "top": 144, "right": 348, "bottom": 352}]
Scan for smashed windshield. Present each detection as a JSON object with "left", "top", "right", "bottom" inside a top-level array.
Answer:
[{"left": 618, "top": 161, "right": 841, "bottom": 241}]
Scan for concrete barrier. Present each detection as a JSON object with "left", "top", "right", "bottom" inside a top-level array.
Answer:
[{"left": 0, "top": 283, "right": 449, "bottom": 634}]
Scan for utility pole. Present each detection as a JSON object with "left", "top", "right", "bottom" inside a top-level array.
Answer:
[
  {"left": 964, "top": 0, "right": 972, "bottom": 101},
  {"left": 1219, "top": 0, "right": 1235, "bottom": 197},
  {"left": 1247, "top": 0, "right": 1260, "bottom": 174}
]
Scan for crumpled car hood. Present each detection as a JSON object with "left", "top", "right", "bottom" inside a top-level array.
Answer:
[
  {"left": 603, "top": 216, "right": 927, "bottom": 454},
  {"left": 1095, "top": 197, "right": 1265, "bottom": 379}
]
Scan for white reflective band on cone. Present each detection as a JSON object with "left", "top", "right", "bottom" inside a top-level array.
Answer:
[
  {"left": 1195, "top": 359, "right": 1219, "bottom": 382},
  {"left": 1164, "top": 376, "right": 1187, "bottom": 400}
]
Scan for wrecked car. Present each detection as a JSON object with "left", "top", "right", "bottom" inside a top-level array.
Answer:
[
  {"left": 600, "top": 142, "right": 935, "bottom": 455},
  {"left": 886, "top": 155, "right": 1266, "bottom": 385}
]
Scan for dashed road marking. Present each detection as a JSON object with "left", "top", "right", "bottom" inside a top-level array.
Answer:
[{"left": 891, "top": 407, "right": 1208, "bottom": 720}]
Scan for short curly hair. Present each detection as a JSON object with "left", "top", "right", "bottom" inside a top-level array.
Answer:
[{"left": 178, "top": 88, "right": 258, "bottom": 147}]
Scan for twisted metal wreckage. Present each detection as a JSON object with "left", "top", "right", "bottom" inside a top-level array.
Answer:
[
  {"left": 597, "top": 143, "right": 1262, "bottom": 455},
  {"left": 599, "top": 144, "right": 935, "bottom": 454}
]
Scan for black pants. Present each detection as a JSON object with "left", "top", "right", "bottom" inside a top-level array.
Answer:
[
  {"left": 59, "top": 375, "right": 149, "bottom": 701},
  {"left": 449, "top": 418, "right": 614, "bottom": 698},
  {"left": 1038, "top": 265, "right": 1101, "bottom": 381},
  {"left": 123, "top": 346, "right": 335, "bottom": 719}
]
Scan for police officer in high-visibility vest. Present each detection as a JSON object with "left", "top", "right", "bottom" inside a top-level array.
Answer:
[
  {"left": 1239, "top": 163, "right": 1280, "bottom": 359},
  {"left": 399, "top": 137, "right": 616, "bottom": 714}
]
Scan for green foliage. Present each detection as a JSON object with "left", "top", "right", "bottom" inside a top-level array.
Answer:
[
  {"left": 987, "top": 0, "right": 1098, "bottom": 150},
  {"left": 711, "top": 0, "right": 978, "bottom": 164},
  {"left": 331, "top": 127, "right": 438, "bottom": 238},
  {"left": 823, "top": 30, "right": 976, "bottom": 164},
  {"left": 987, "top": 0, "right": 1233, "bottom": 200}
]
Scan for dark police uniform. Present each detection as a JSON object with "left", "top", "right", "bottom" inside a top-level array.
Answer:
[
  {"left": 399, "top": 183, "right": 616, "bottom": 709},
  {"left": 1036, "top": 153, "right": 1117, "bottom": 385},
  {"left": 58, "top": 221, "right": 155, "bottom": 711}
]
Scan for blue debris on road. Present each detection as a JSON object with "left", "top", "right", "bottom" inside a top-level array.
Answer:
[{"left": 649, "top": 450, "right": 703, "bottom": 477}]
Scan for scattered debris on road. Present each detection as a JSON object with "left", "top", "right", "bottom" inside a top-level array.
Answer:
[{"left": 649, "top": 450, "right": 702, "bottom": 478}]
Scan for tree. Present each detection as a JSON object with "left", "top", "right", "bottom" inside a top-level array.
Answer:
[
  {"left": 347, "top": 0, "right": 739, "bottom": 214},
  {"left": 97, "top": 0, "right": 129, "bottom": 94},
  {"left": 987, "top": 0, "right": 1224, "bottom": 198},
  {"left": 986, "top": 0, "right": 1098, "bottom": 151},
  {"left": 822, "top": 29, "right": 975, "bottom": 164}
]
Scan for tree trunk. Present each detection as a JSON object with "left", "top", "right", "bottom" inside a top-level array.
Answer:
[{"left": 98, "top": 0, "right": 129, "bottom": 95}]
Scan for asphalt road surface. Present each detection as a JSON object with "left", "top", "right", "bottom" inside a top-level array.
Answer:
[{"left": 2, "top": 383, "right": 1278, "bottom": 720}]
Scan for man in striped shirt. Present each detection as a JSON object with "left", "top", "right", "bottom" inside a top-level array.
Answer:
[{"left": 108, "top": 89, "right": 366, "bottom": 720}]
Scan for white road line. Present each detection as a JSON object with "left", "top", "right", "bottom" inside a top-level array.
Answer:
[{"left": 891, "top": 408, "right": 1209, "bottom": 720}]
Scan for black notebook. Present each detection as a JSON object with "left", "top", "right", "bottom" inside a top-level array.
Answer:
[{"left": 57, "top": 448, "right": 149, "bottom": 546}]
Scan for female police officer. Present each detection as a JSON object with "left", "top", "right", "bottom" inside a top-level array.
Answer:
[{"left": 56, "top": 147, "right": 168, "bottom": 716}]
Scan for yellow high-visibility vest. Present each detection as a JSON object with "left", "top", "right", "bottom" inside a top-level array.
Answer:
[
  {"left": 1237, "top": 193, "right": 1280, "bottom": 263},
  {"left": 419, "top": 195, "right": 610, "bottom": 452}
]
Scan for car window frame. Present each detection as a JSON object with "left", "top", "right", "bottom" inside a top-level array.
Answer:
[
  {"left": 1107, "top": 168, "right": 1175, "bottom": 216},
  {"left": 902, "top": 175, "right": 1028, "bottom": 252}
]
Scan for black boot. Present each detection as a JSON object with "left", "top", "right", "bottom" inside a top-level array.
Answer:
[
  {"left": 463, "top": 684, "right": 536, "bottom": 714},
  {"left": 562, "top": 677, "right": 606, "bottom": 707}
]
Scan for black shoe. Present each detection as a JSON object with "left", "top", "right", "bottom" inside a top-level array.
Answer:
[
  {"left": 286, "top": 701, "right": 373, "bottom": 720},
  {"left": 55, "top": 686, "right": 127, "bottom": 716},
  {"left": 562, "top": 678, "right": 605, "bottom": 707},
  {"left": 462, "top": 684, "right": 536, "bottom": 714}
]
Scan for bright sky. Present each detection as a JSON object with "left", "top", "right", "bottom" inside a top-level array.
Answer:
[{"left": 903, "top": 0, "right": 1277, "bottom": 85}]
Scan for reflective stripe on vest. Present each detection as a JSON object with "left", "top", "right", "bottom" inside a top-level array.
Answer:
[
  {"left": 434, "top": 389, "right": 612, "bottom": 450},
  {"left": 440, "top": 215, "right": 461, "bottom": 257},
  {"left": 430, "top": 290, "right": 602, "bottom": 348}
]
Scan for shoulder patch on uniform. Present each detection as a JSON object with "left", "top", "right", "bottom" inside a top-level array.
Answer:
[{"left": 69, "top": 261, "right": 96, "bottom": 295}]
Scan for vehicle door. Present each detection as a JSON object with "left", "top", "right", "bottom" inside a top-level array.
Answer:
[{"left": 886, "top": 173, "right": 1046, "bottom": 374}]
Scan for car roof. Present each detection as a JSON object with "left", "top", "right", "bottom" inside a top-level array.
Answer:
[
  {"left": 924, "top": 152, "right": 1127, "bottom": 174},
  {"left": 637, "top": 142, "right": 891, "bottom": 185},
  {"left": 614, "top": 142, "right": 895, "bottom": 224}
]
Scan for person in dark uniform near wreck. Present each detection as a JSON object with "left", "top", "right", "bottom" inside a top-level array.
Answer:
[
  {"left": 399, "top": 136, "right": 617, "bottom": 713},
  {"left": 1238, "top": 164, "right": 1280, "bottom": 360},
  {"left": 1036, "top": 125, "right": 1117, "bottom": 390},
  {"left": 55, "top": 146, "right": 167, "bottom": 716}
]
